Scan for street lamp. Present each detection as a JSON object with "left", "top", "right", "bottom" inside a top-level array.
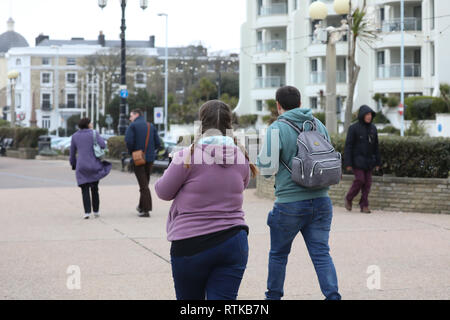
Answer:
[
  {"left": 7, "top": 70, "right": 19, "bottom": 128},
  {"left": 158, "top": 13, "right": 169, "bottom": 139},
  {"left": 98, "top": 0, "right": 148, "bottom": 135},
  {"left": 309, "top": 0, "right": 349, "bottom": 135},
  {"left": 334, "top": 0, "right": 350, "bottom": 15}
]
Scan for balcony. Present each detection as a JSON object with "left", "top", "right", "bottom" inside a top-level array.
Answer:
[
  {"left": 259, "top": 3, "right": 288, "bottom": 16},
  {"left": 310, "top": 71, "right": 347, "bottom": 84},
  {"left": 377, "top": 64, "right": 421, "bottom": 78},
  {"left": 381, "top": 17, "right": 422, "bottom": 32},
  {"left": 59, "top": 104, "right": 82, "bottom": 109},
  {"left": 256, "top": 40, "right": 286, "bottom": 53},
  {"left": 41, "top": 104, "right": 52, "bottom": 112},
  {"left": 255, "top": 76, "right": 286, "bottom": 89}
]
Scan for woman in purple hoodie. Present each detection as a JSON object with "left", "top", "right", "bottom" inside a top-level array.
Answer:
[
  {"left": 155, "top": 100, "right": 257, "bottom": 300},
  {"left": 70, "top": 118, "right": 112, "bottom": 219}
]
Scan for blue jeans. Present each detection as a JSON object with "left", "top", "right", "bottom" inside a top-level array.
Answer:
[
  {"left": 171, "top": 230, "right": 248, "bottom": 300},
  {"left": 266, "top": 197, "right": 341, "bottom": 300}
]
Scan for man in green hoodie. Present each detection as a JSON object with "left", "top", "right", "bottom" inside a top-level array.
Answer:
[{"left": 257, "top": 86, "right": 341, "bottom": 300}]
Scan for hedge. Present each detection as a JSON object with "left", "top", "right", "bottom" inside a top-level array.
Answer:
[
  {"left": 331, "top": 135, "right": 450, "bottom": 178},
  {"left": 0, "top": 127, "right": 48, "bottom": 148},
  {"left": 404, "top": 96, "right": 449, "bottom": 120},
  {"left": 106, "top": 136, "right": 127, "bottom": 159}
]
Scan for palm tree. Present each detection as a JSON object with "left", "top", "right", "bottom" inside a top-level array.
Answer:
[{"left": 344, "top": 0, "right": 377, "bottom": 133}]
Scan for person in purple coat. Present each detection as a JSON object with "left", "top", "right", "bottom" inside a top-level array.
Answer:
[
  {"left": 155, "top": 100, "right": 258, "bottom": 300},
  {"left": 70, "top": 118, "right": 112, "bottom": 219}
]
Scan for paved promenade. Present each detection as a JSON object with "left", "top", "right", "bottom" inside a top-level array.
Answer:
[{"left": 0, "top": 157, "right": 449, "bottom": 300}]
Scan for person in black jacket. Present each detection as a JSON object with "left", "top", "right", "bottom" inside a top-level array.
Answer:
[
  {"left": 344, "top": 105, "right": 381, "bottom": 214},
  {"left": 125, "top": 109, "right": 161, "bottom": 217}
]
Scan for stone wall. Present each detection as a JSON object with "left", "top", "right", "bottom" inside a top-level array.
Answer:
[{"left": 256, "top": 175, "right": 450, "bottom": 214}]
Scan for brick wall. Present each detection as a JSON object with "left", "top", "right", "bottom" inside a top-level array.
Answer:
[{"left": 256, "top": 175, "right": 450, "bottom": 214}]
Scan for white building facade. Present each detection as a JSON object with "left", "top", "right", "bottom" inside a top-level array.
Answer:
[{"left": 235, "top": 0, "right": 450, "bottom": 135}]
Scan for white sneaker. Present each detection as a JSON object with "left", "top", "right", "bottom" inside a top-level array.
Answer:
[
  {"left": 83, "top": 214, "right": 90, "bottom": 220},
  {"left": 94, "top": 212, "right": 100, "bottom": 218}
]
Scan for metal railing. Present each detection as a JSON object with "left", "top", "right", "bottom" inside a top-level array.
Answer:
[
  {"left": 41, "top": 104, "right": 52, "bottom": 111},
  {"left": 259, "top": 3, "right": 288, "bottom": 16},
  {"left": 310, "top": 71, "right": 346, "bottom": 84},
  {"left": 381, "top": 17, "right": 422, "bottom": 32},
  {"left": 310, "top": 71, "right": 325, "bottom": 84},
  {"left": 256, "top": 40, "right": 286, "bottom": 53},
  {"left": 255, "top": 76, "right": 285, "bottom": 88},
  {"left": 377, "top": 64, "right": 421, "bottom": 78}
]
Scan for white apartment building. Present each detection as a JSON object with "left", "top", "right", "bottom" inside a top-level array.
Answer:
[{"left": 235, "top": 0, "right": 450, "bottom": 132}]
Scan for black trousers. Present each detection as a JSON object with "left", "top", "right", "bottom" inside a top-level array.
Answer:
[
  {"left": 134, "top": 162, "right": 153, "bottom": 212},
  {"left": 80, "top": 181, "right": 99, "bottom": 214}
]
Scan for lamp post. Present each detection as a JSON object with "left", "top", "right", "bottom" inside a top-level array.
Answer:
[
  {"left": 98, "top": 0, "right": 148, "bottom": 135},
  {"left": 7, "top": 70, "right": 19, "bottom": 128},
  {"left": 158, "top": 13, "right": 169, "bottom": 138},
  {"left": 309, "top": 0, "right": 349, "bottom": 135}
]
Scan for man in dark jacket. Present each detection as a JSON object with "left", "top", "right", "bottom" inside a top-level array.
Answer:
[
  {"left": 125, "top": 109, "right": 161, "bottom": 217},
  {"left": 344, "top": 105, "right": 381, "bottom": 214}
]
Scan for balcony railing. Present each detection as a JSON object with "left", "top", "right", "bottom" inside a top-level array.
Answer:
[
  {"left": 255, "top": 76, "right": 285, "bottom": 89},
  {"left": 59, "top": 104, "right": 82, "bottom": 109},
  {"left": 310, "top": 71, "right": 347, "bottom": 84},
  {"left": 381, "top": 17, "right": 422, "bottom": 32},
  {"left": 310, "top": 71, "right": 325, "bottom": 84},
  {"left": 256, "top": 40, "right": 286, "bottom": 53},
  {"left": 41, "top": 104, "right": 52, "bottom": 111},
  {"left": 377, "top": 64, "right": 421, "bottom": 78},
  {"left": 259, "top": 3, "right": 288, "bottom": 16}
]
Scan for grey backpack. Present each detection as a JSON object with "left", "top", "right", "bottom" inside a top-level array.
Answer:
[{"left": 279, "top": 118, "right": 342, "bottom": 189}]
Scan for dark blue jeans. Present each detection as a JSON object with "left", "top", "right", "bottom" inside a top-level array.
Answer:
[
  {"left": 171, "top": 230, "right": 248, "bottom": 300},
  {"left": 266, "top": 197, "right": 341, "bottom": 300}
]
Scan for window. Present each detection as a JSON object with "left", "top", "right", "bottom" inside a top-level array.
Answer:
[
  {"left": 431, "top": 0, "right": 435, "bottom": 30},
  {"left": 311, "top": 59, "right": 318, "bottom": 72},
  {"left": 431, "top": 42, "right": 435, "bottom": 76},
  {"left": 15, "top": 94, "right": 21, "bottom": 109},
  {"left": 42, "top": 94, "right": 52, "bottom": 110},
  {"left": 136, "top": 58, "right": 144, "bottom": 66},
  {"left": 41, "top": 72, "right": 52, "bottom": 85},
  {"left": 16, "top": 58, "right": 21, "bottom": 66},
  {"left": 310, "top": 97, "right": 318, "bottom": 110},
  {"left": 42, "top": 116, "right": 51, "bottom": 129},
  {"left": 66, "top": 73, "right": 77, "bottom": 85},
  {"left": 42, "top": 57, "right": 51, "bottom": 65},
  {"left": 256, "top": 100, "right": 263, "bottom": 112},
  {"left": 66, "top": 57, "right": 76, "bottom": 66},
  {"left": 67, "top": 94, "right": 76, "bottom": 108},
  {"left": 135, "top": 73, "right": 146, "bottom": 85}
]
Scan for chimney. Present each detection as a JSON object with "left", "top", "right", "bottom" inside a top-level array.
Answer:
[
  {"left": 35, "top": 33, "right": 49, "bottom": 46},
  {"left": 149, "top": 35, "right": 155, "bottom": 48},
  {"left": 98, "top": 31, "right": 105, "bottom": 47}
]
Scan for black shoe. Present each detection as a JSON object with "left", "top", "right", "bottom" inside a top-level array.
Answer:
[{"left": 138, "top": 211, "right": 150, "bottom": 218}]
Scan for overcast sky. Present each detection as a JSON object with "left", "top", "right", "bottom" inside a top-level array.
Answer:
[{"left": 0, "top": 0, "right": 247, "bottom": 53}]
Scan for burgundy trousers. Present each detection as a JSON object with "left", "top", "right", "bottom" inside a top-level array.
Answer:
[{"left": 346, "top": 168, "right": 373, "bottom": 209}]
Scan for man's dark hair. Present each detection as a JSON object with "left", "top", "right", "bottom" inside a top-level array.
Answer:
[
  {"left": 131, "top": 108, "right": 143, "bottom": 116},
  {"left": 78, "top": 117, "right": 91, "bottom": 129},
  {"left": 276, "top": 86, "right": 301, "bottom": 111}
]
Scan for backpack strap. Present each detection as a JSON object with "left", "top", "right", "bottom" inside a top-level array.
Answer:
[
  {"left": 277, "top": 119, "right": 301, "bottom": 173},
  {"left": 278, "top": 118, "right": 302, "bottom": 135}
]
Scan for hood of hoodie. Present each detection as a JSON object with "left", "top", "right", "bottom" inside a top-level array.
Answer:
[
  {"left": 195, "top": 136, "right": 246, "bottom": 168},
  {"left": 358, "top": 105, "right": 376, "bottom": 124},
  {"left": 278, "top": 107, "right": 314, "bottom": 126}
]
